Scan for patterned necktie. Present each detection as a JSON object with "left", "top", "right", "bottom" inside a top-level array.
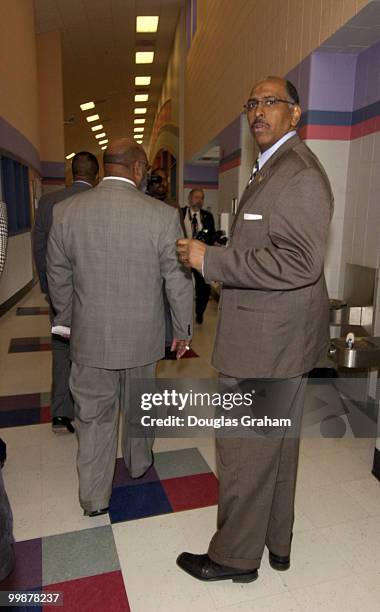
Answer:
[
  {"left": 247, "top": 159, "right": 260, "bottom": 186},
  {"left": 191, "top": 213, "right": 198, "bottom": 238}
]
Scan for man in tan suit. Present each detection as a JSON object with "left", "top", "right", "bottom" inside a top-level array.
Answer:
[{"left": 176, "top": 77, "right": 333, "bottom": 583}]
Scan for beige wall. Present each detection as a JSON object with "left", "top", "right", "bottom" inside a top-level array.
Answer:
[
  {"left": 185, "top": 0, "right": 369, "bottom": 160},
  {"left": 36, "top": 31, "right": 65, "bottom": 163},
  {"left": 0, "top": 0, "right": 39, "bottom": 150}
]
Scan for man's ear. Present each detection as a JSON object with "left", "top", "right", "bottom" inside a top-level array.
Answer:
[{"left": 291, "top": 104, "right": 301, "bottom": 129}]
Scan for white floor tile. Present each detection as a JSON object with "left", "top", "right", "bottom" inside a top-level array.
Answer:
[
  {"left": 295, "top": 483, "right": 369, "bottom": 528},
  {"left": 290, "top": 574, "right": 380, "bottom": 612}
]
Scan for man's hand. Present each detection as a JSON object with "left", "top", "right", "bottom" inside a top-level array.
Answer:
[
  {"left": 176, "top": 239, "right": 206, "bottom": 272},
  {"left": 171, "top": 338, "right": 192, "bottom": 360}
]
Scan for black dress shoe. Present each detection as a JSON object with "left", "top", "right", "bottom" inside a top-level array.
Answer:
[
  {"left": 83, "top": 508, "right": 109, "bottom": 517},
  {"left": 52, "top": 417, "right": 75, "bottom": 434},
  {"left": 176, "top": 553, "right": 258, "bottom": 583},
  {"left": 269, "top": 551, "right": 290, "bottom": 571}
]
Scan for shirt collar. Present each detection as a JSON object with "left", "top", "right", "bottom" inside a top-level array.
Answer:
[
  {"left": 73, "top": 180, "right": 92, "bottom": 187},
  {"left": 257, "top": 130, "right": 297, "bottom": 170},
  {"left": 103, "top": 176, "right": 136, "bottom": 187}
]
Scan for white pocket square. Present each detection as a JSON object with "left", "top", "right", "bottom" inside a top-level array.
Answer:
[{"left": 244, "top": 213, "right": 263, "bottom": 220}]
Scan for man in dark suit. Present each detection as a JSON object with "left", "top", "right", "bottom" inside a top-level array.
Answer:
[
  {"left": 182, "top": 189, "right": 216, "bottom": 324},
  {"left": 177, "top": 77, "right": 333, "bottom": 583},
  {"left": 33, "top": 151, "right": 99, "bottom": 433}
]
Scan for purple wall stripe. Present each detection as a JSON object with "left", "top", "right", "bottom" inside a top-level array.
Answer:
[
  {"left": 41, "top": 161, "right": 65, "bottom": 179},
  {"left": 0, "top": 116, "right": 41, "bottom": 173}
]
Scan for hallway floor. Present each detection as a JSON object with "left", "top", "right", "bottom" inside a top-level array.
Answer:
[{"left": 1, "top": 285, "right": 380, "bottom": 611}]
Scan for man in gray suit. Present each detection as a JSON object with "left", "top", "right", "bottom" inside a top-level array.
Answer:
[
  {"left": 177, "top": 77, "right": 333, "bottom": 582},
  {"left": 33, "top": 152, "right": 99, "bottom": 433},
  {"left": 47, "top": 139, "right": 193, "bottom": 516}
]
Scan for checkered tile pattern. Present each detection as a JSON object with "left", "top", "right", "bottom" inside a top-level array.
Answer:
[
  {"left": 0, "top": 393, "right": 51, "bottom": 428},
  {"left": 1, "top": 447, "right": 217, "bottom": 609}
]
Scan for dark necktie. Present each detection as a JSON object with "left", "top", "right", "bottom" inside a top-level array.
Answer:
[
  {"left": 247, "top": 159, "right": 260, "bottom": 186},
  {"left": 191, "top": 213, "right": 198, "bottom": 238}
]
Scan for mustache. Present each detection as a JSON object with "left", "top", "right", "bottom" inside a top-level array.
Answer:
[{"left": 251, "top": 119, "right": 270, "bottom": 128}]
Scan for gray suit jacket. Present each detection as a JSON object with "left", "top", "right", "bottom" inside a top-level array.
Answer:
[
  {"left": 33, "top": 182, "right": 92, "bottom": 293},
  {"left": 47, "top": 178, "right": 193, "bottom": 369},
  {"left": 204, "top": 134, "right": 333, "bottom": 379}
]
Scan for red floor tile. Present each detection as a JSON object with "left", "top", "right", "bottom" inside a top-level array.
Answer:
[
  {"left": 161, "top": 472, "right": 219, "bottom": 512},
  {"left": 43, "top": 570, "right": 130, "bottom": 612}
]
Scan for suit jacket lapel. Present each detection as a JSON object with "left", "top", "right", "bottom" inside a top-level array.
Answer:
[{"left": 231, "top": 133, "right": 301, "bottom": 232}]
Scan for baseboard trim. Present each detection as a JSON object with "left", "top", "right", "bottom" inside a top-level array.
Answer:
[
  {"left": 372, "top": 447, "right": 380, "bottom": 482},
  {"left": 0, "top": 278, "right": 37, "bottom": 318}
]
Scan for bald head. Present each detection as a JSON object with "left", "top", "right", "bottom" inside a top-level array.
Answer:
[{"left": 103, "top": 138, "right": 148, "bottom": 186}]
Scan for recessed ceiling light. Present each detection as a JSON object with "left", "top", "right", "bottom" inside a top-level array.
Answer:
[
  {"left": 135, "top": 94, "right": 149, "bottom": 102},
  {"left": 135, "top": 52, "right": 154, "bottom": 64},
  {"left": 136, "top": 16, "right": 159, "bottom": 33},
  {"left": 101, "top": 145, "right": 107, "bottom": 150},
  {"left": 133, "top": 134, "right": 142, "bottom": 139},
  {"left": 95, "top": 132, "right": 106, "bottom": 139},
  {"left": 134, "top": 108, "right": 147, "bottom": 114},
  {"left": 86, "top": 114, "right": 99, "bottom": 122},
  {"left": 80, "top": 101, "right": 95, "bottom": 111},
  {"left": 91, "top": 124, "right": 103, "bottom": 131},
  {"left": 66, "top": 152, "right": 75, "bottom": 160},
  {"left": 136, "top": 140, "right": 143, "bottom": 144},
  {"left": 134, "top": 118, "right": 146, "bottom": 124},
  {"left": 135, "top": 76, "right": 151, "bottom": 86},
  {"left": 134, "top": 127, "right": 144, "bottom": 133},
  {"left": 99, "top": 139, "right": 108, "bottom": 145}
]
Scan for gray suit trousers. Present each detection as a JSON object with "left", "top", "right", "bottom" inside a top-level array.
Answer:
[
  {"left": 208, "top": 375, "right": 307, "bottom": 570},
  {"left": 0, "top": 469, "right": 14, "bottom": 582},
  {"left": 70, "top": 362, "right": 156, "bottom": 512}
]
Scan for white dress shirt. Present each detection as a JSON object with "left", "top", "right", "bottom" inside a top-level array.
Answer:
[
  {"left": 184, "top": 208, "right": 203, "bottom": 239},
  {"left": 103, "top": 176, "right": 136, "bottom": 187}
]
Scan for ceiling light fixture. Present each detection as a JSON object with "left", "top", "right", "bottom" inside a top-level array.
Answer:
[
  {"left": 134, "top": 108, "right": 147, "bottom": 114},
  {"left": 135, "top": 51, "right": 154, "bottom": 64},
  {"left": 91, "top": 124, "right": 103, "bottom": 131},
  {"left": 95, "top": 132, "right": 106, "bottom": 139},
  {"left": 134, "top": 127, "right": 144, "bottom": 133},
  {"left": 65, "top": 152, "right": 75, "bottom": 160},
  {"left": 136, "top": 16, "right": 159, "bottom": 33},
  {"left": 80, "top": 101, "right": 95, "bottom": 111},
  {"left": 134, "top": 94, "right": 149, "bottom": 102},
  {"left": 135, "top": 76, "right": 151, "bottom": 86},
  {"left": 86, "top": 114, "right": 99, "bottom": 122},
  {"left": 134, "top": 118, "right": 146, "bottom": 125},
  {"left": 101, "top": 145, "right": 107, "bottom": 150},
  {"left": 99, "top": 139, "right": 108, "bottom": 145}
]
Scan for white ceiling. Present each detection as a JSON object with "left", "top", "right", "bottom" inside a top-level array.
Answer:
[
  {"left": 33, "top": 0, "right": 182, "bottom": 158},
  {"left": 318, "top": 0, "right": 380, "bottom": 53}
]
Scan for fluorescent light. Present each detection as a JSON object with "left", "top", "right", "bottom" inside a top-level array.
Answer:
[
  {"left": 101, "top": 145, "right": 107, "bottom": 150},
  {"left": 136, "top": 140, "right": 143, "bottom": 144},
  {"left": 134, "top": 108, "right": 147, "bottom": 114},
  {"left": 91, "top": 124, "right": 103, "bottom": 131},
  {"left": 135, "top": 94, "right": 149, "bottom": 102},
  {"left": 134, "top": 118, "right": 146, "bottom": 124},
  {"left": 135, "top": 51, "right": 154, "bottom": 64},
  {"left": 135, "top": 76, "right": 151, "bottom": 86},
  {"left": 86, "top": 114, "right": 99, "bottom": 122},
  {"left": 136, "top": 16, "right": 159, "bottom": 33},
  {"left": 134, "top": 127, "right": 144, "bottom": 133},
  {"left": 66, "top": 152, "right": 75, "bottom": 160},
  {"left": 80, "top": 101, "right": 95, "bottom": 111},
  {"left": 95, "top": 132, "right": 106, "bottom": 139},
  {"left": 99, "top": 139, "right": 108, "bottom": 145},
  {"left": 133, "top": 134, "right": 142, "bottom": 139}
]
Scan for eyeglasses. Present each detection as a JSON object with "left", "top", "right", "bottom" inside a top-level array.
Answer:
[{"left": 243, "top": 97, "right": 295, "bottom": 112}]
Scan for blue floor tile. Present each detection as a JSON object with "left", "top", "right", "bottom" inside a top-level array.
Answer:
[{"left": 109, "top": 481, "right": 172, "bottom": 523}]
